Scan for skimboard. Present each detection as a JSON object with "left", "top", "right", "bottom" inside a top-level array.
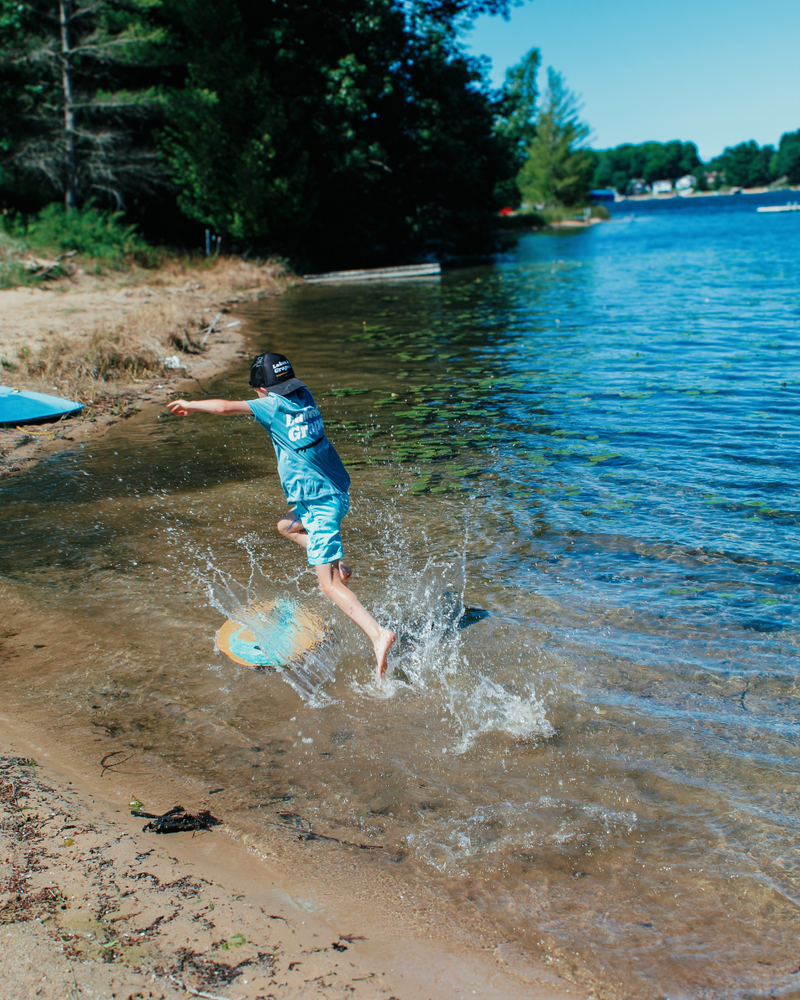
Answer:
[
  {"left": 0, "top": 385, "right": 83, "bottom": 426},
  {"left": 215, "top": 598, "right": 325, "bottom": 669}
]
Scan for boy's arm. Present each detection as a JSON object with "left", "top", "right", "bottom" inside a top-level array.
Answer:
[{"left": 166, "top": 398, "right": 253, "bottom": 417}]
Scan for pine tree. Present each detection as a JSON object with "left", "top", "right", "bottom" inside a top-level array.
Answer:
[
  {"left": 517, "top": 68, "right": 592, "bottom": 211},
  {"left": 493, "top": 47, "right": 540, "bottom": 208},
  {"left": 0, "top": 0, "right": 165, "bottom": 208}
]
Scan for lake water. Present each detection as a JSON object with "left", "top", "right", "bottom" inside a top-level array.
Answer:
[{"left": 1, "top": 191, "right": 799, "bottom": 999}]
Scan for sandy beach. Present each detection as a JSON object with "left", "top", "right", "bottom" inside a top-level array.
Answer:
[
  {"left": 0, "top": 257, "right": 292, "bottom": 477},
  {"left": 0, "top": 713, "right": 579, "bottom": 1000}
]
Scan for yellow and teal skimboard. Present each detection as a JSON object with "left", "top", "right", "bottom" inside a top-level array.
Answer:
[{"left": 215, "top": 598, "right": 325, "bottom": 669}]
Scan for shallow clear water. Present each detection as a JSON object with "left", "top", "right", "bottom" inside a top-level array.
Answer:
[{"left": 2, "top": 191, "right": 799, "bottom": 999}]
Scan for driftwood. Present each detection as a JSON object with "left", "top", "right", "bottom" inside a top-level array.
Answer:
[
  {"left": 169, "top": 976, "right": 245, "bottom": 1000},
  {"left": 200, "top": 315, "right": 241, "bottom": 347},
  {"left": 23, "top": 250, "right": 77, "bottom": 279}
]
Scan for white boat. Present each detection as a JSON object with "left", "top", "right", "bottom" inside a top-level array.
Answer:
[{"left": 756, "top": 202, "right": 800, "bottom": 213}]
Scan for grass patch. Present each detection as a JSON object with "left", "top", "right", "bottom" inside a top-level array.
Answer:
[
  {"left": 0, "top": 250, "right": 290, "bottom": 411},
  {"left": 540, "top": 203, "right": 611, "bottom": 224},
  {"left": 9, "top": 295, "right": 202, "bottom": 402},
  {"left": 0, "top": 230, "right": 35, "bottom": 289},
  {"left": 0, "top": 202, "right": 155, "bottom": 286},
  {"left": 4, "top": 203, "right": 151, "bottom": 264}
]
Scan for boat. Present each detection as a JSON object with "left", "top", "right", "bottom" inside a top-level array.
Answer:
[
  {"left": 756, "top": 202, "right": 800, "bottom": 213},
  {"left": 0, "top": 385, "right": 83, "bottom": 427},
  {"left": 303, "top": 262, "right": 440, "bottom": 284},
  {"left": 589, "top": 188, "right": 617, "bottom": 203}
]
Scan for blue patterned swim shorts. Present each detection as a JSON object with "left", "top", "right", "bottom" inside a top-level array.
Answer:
[{"left": 292, "top": 494, "right": 349, "bottom": 566}]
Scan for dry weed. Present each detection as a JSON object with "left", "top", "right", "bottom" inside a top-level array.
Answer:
[
  {"left": 14, "top": 295, "right": 219, "bottom": 402},
  {"left": 143, "top": 254, "right": 292, "bottom": 296},
  {"left": 17, "top": 316, "right": 176, "bottom": 402},
  {"left": 22, "top": 330, "right": 160, "bottom": 391}
]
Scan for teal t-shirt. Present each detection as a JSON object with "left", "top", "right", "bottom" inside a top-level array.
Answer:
[{"left": 248, "top": 388, "right": 350, "bottom": 503}]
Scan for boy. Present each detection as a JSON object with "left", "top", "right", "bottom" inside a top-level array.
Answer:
[{"left": 167, "top": 352, "right": 396, "bottom": 679}]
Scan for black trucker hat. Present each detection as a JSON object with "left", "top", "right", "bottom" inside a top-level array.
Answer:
[{"left": 249, "top": 352, "right": 306, "bottom": 395}]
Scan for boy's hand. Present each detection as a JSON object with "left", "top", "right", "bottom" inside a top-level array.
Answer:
[{"left": 166, "top": 399, "right": 194, "bottom": 417}]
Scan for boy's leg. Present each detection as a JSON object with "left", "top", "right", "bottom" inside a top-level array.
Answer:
[
  {"left": 278, "top": 508, "right": 351, "bottom": 581},
  {"left": 315, "top": 563, "right": 395, "bottom": 679},
  {"left": 277, "top": 509, "right": 307, "bottom": 550}
]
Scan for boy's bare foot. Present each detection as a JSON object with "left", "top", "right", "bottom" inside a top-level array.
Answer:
[
  {"left": 374, "top": 628, "right": 396, "bottom": 680},
  {"left": 338, "top": 562, "right": 352, "bottom": 583}
]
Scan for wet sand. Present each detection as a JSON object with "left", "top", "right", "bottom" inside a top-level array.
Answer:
[
  {"left": 0, "top": 266, "right": 585, "bottom": 1000},
  {"left": 0, "top": 713, "right": 579, "bottom": 1000}
]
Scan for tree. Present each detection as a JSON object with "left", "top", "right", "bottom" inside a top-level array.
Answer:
[
  {"left": 156, "top": 0, "right": 513, "bottom": 265},
  {"left": 708, "top": 141, "right": 775, "bottom": 188},
  {"left": 516, "top": 67, "right": 592, "bottom": 210},
  {"left": 0, "top": 0, "right": 165, "bottom": 209},
  {"left": 590, "top": 141, "right": 702, "bottom": 193},
  {"left": 492, "top": 46, "right": 539, "bottom": 207},
  {"left": 1, "top": 0, "right": 535, "bottom": 261},
  {"left": 771, "top": 129, "right": 800, "bottom": 185}
]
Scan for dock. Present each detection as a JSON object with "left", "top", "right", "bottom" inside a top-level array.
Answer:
[
  {"left": 303, "top": 262, "right": 441, "bottom": 284},
  {"left": 756, "top": 203, "right": 800, "bottom": 213}
]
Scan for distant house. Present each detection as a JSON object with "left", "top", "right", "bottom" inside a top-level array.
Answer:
[
  {"left": 652, "top": 179, "right": 673, "bottom": 195},
  {"left": 627, "top": 178, "right": 650, "bottom": 195},
  {"left": 675, "top": 175, "right": 696, "bottom": 191}
]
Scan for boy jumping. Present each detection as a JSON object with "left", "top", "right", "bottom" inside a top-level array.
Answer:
[{"left": 167, "top": 352, "right": 396, "bottom": 679}]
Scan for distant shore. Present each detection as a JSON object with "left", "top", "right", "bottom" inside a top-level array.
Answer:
[{"left": 615, "top": 183, "right": 800, "bottom": 203}]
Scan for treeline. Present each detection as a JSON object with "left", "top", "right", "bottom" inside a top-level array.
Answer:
[
  {"left": 0, "top": 0, "right": 541, "bottom": 267},
  {"left": 3, "top": 0, "right": 796, "bottom": 269},
  {"left": 591, "top": 133, "right": 800, "bottom": 195}
]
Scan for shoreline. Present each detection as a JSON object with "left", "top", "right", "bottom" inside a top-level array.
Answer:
[
  {"left": 613, "top": 183, "right": 800, "bottom": 203},
  {"left": 0, "top": 260, "right": 587, "bottom": 1000},
  {"left": 0, "top": 711, "right": 579, "bottom": 1000},
  {"left": 0, "top": 257, "right": 294, "bottom": 478}
]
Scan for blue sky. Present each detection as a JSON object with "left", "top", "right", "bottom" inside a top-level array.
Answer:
[{"left": 464, "top": 0, "right": 800, "bottom": 161}]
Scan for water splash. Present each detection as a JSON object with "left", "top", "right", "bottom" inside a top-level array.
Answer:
[
  {"left": 164, "top": 504, "right": 553, "bottom": 740},
  {"left": 179, "top": 533, "right": 340, "bottom": 705},
  {"left": 407, "top": 798, "right": 637, "bottom": 874},
  {"left": 360, "top": 496, "right": 554, "bottom": 749}
]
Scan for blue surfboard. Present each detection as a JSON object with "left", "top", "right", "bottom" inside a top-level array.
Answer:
[{"left": 0, "top": 386, "right": 83, "bottom": 427}]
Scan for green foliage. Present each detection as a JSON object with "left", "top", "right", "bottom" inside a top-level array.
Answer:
[
  {"left": 0, "top": 262, "right": 33, "bottom": 290},
  {"left": 590, "top": 132, "right": 800, "bottom": 193},
  {"left": 591, "top": 141, "right": 702, "bottom": 193},
  {"left": 707, "top": 141, "right": 775, "bottom": 188},
  {"left": 771, "top": 129, "right": 800, "bottom": 184},
  {"left": 0, "top": 0, "right": 538, "bottom": 263},
  {"left": 0, "top": 0, "right": 166, "bottom": 209},
  {"left": 495, "top": 48, "right": 540, "bottom": 151},
  {"left": 516, "top": 68, "right": 592, "bottom": 210},
  {"left": 492, "top": 47, "right": 540, "bottom": 207},
  {"left": 3, "top": 203, "right": 150, "bottom": 263},
  {"left": 156, "top": 0, "right": 508, "bottom": 264}
]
